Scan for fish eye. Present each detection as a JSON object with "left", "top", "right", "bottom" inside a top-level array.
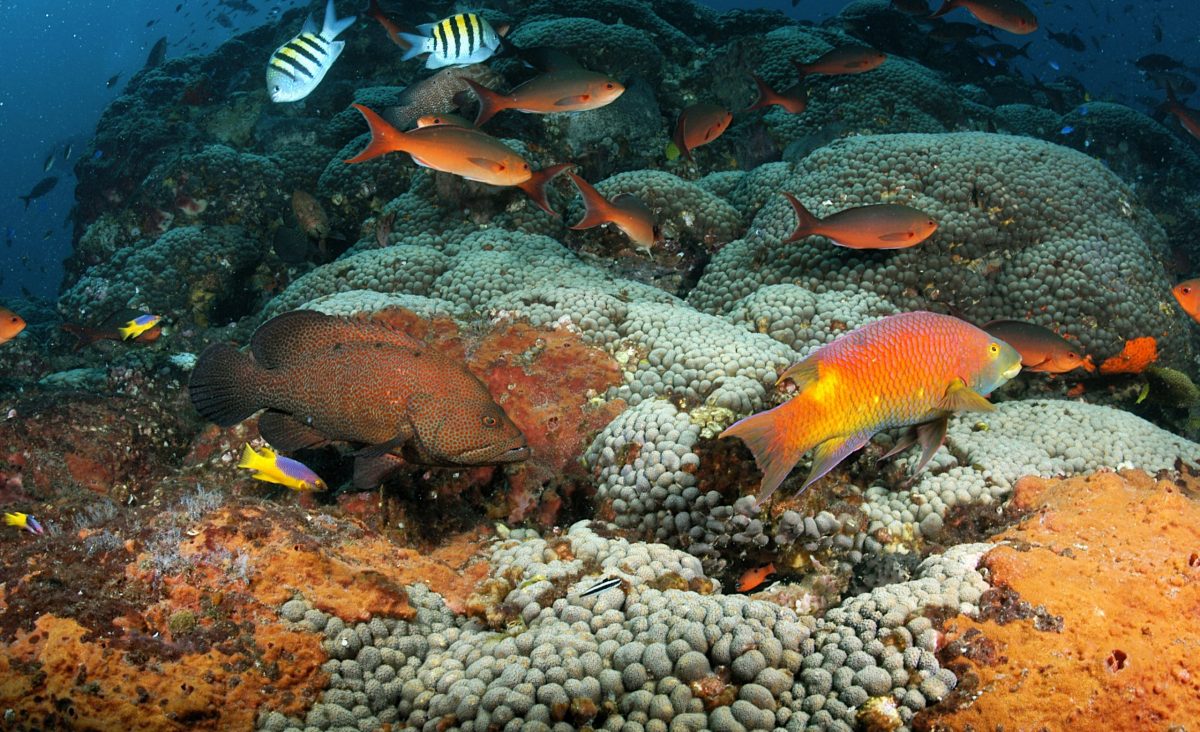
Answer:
[
  {"left": 988, "top": 343, "right": 1000, "bottom": 355},
  {"left": 1184, "top": 286, "right": 1193, "bottom": 294},
  {"left": 482, "top": 415, "right": 498, "bottom": 427},
  {"left": 606, "top": 83, "right": 615, "bottom": 89}
]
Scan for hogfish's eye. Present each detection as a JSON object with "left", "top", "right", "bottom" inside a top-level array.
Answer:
[
  {"left": 482, "top": 415, "right": 498, "bottom": 427},
  {"left": 988, "top": 343, "right": 1001, "bottom": 356}
]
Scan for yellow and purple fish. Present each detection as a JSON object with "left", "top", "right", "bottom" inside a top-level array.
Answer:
[
  {"left": 118, "top": 314, "right": 162, "bottom": 341},
  {"left": 4, "top": 512, "right": 45, "bottom": 535},
  {"left": 721, "top": 311, "right": 1022, "bottom": 503},
  {"left": 238, "top": 443, "right": 327, "bottom": 492}
]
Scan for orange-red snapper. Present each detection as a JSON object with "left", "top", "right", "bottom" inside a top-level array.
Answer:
[
  {"left": 721, "top": 311, "right": 1022, "bottom": 503},
  {"left": 464, "top": 70, "right": 625, "bottom": 127}
]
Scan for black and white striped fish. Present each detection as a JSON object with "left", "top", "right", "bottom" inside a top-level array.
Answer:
[
  {"left": 578, "top": 576, "right": 623, "bottom": 597},
  {"left": 266, "top": 0, "right": 356, "bottom": 103},
  {"left": 397, "top": 13, "right": 501, "bottom": 70}
]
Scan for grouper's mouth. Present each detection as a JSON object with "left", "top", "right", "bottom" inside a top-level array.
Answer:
[{"left": 453, "top": 440, "right": 532, "bottom": 465}]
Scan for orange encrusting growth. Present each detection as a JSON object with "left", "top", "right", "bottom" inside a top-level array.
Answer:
[{"left": 1098, "top": 336, "right": 1158, "bottom": 374}]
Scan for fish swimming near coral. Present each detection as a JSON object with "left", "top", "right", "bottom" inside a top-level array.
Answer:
[
  {"left": 291, "top": 190, "right": 331, "bottom": 242},
  {"left": 567, "top": 171, "right": 661, "bottom": 252},
  {"left": 721, "top": 311, "right": 1022, "bottom": 503},
  {"left": 793, "top": 45, "right": 887, "bottom": 78},
  {"left": 19, "top": 177, "right": 58, "bottom": 209},
  {"left": 1174, "top": 279, "right": 1200, "bottom": 321},
  {"left": 744, "top": 74, "right": 808, "bottom": 115},
  {"left": 0, "top": 306, "right": 26, "bottom": 345},
  {"left": 143, "top": 36, "right": 168, "bottom": 70},
  {"left": 118, "top": 314, "right": 163, "bottom": 341},
  {"left": 4, "top": 512, "right": 44, "bottom": 535},
  {"left": 266, "top": 0, "right": 356, "bottom": 103},
  {"left": 462, "top": 68, "right": 626, "bottom": 127},
  {"left": 398, "top": 13, "right": 502, "bottom": 70},
  {"left": 737, "top": 563, "right": 776, "bottom": 593},
  {"left": 61, "top": 308, "right": 163, "bottom": 350},
  {"left": 667, "top": 103, "right": 733, "bottom": 161},
  {"left": 784, "top": 193, "right": 938, "bottom": 249},
  {"left": 1164, "top": 86, "right": 1200, "bottom": 143},
  {"left": 189, "top": 310, "right": 530, "bottom": 488},
  {"left": 346, "top": 104, "right": 571, "bottom": 215},
  {"left": 929, "top": 0, "right": 1038, "bottom": 34},
  {"left": 382, "top": 64, "right": 503, "bottom": 129},
  {"left": 578, "top": 576, "right": 623, "bottom": 597},
  {"left": 237, "top": 443, "right": 327, "bottom": 491},
  {"left": 982, "top": 320, "right": 1093, "bottom": 373}
]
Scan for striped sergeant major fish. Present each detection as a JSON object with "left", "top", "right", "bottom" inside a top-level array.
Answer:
[
  {"left": 397, "top": 13, "right": 502, "bottom": 70},
  {"left": 266, "top": 0, "right": 356, "bottom": 103}
]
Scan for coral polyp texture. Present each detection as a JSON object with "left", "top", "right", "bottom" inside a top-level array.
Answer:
[{"left": 6, "top": 0, "right": 1200, "bottom": 730}]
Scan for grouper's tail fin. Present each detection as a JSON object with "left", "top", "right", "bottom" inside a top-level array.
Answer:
[{"left": 189, "top": 343, "right": 263, "bottom": 426}]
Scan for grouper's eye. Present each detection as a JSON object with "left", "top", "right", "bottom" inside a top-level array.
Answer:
[{"left": 482, "top": 415, "right": 498, "bottom": 428}]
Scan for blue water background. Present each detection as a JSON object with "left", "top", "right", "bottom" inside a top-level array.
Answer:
[{"left": 0, "top": 0, "right": 1193, "bottom": 301}]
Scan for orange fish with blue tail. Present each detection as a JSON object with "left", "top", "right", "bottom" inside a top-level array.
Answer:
[
  {"left": 721, "top": 311, "right": 1022, "bottom": 504},
  {"left": 4, "top": 512, "right": 44, "bottom": 535},
  {"left": 0, "top": 306, "right": 25, "bottom": 345},
  {"left": 929, "top": 0, "right": 1038, "bottom": 35},
  {"left": 238, "top": 443, "right": 327, "bottom": 492}
]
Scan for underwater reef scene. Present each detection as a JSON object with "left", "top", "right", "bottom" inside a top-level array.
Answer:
[{"left": 6, "top": 0, "right": 1200, "bottom": 729}]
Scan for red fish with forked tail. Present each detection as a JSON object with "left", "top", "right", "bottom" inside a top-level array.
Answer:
[
  {"left": 1165, "top": 87, "right": 1200, "bottom": 143},
  {"left": 721, "top": 311, "right": 1022, "bottom": 503},
  {"left": 744, "top": 74, "right": 808, "bottom": 114},
  {"left": 189, "top": 310, "right": 530, "bottom": 488},
  {"left": 793, "top": 45, "right": 887, "bottom": 78},
  {"left": 929, "top": 0, "right": 1038, "bottom": 34},
  {"left": 784, "top": 193, "right": 938, "bottom": 249},
  {"left": 667, "top": 103, "right": 733, "bottom": 161},
  {"left": 567, "top": 172, "right": 661, "bottom": 252}
]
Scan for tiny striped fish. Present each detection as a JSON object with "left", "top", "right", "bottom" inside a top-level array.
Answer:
[
  {"left": 398, "top": 13, "right": 501, "bottom": 69},
  {"left": 266, "top": 0, "right": 356, "bottom": 103},
  {"left": 578, "top": 576, "right": 623, "bottom": 597}
]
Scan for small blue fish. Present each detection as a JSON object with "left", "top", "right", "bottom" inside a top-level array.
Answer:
[
  {"left": 579, "top": 576, "right": 622, "bottom": 597},
  {"left": 1048, "top": 60, "right": 1060, "bottom": 71},
  {"left": 1060, "top": 125, "right": 1075, "bottom": 135}
]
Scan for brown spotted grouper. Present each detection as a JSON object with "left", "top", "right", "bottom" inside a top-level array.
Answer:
[{"left": 189, "top": 310, "right": 529, "bottom": 487}]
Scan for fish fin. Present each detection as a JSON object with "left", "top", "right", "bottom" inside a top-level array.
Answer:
[
  {"left": 553, "top": 94, "right": 592, "bottom": 107},
  {"left": 328, "top": 39, "right": 346, "bottom": 61},
  {"left": 258, "top": 410, "right": 329, "bottom": 451},
  {"left": 720, "top": 399, "right": 809, "bottom": 505},
  {"left": 236, "top": 443, "right": 265, "bottom": 471},
  {"left": 397, "top": 32, "right": 428, "bottom": 60},
  {"left": 877, "top": 231, "right": 915, "bottom": 242},
  {"left": 189, "top": 343, "right": 264, "bottom": 426},
  {"left": 462, "top": 78, "right": 506, "bottom": 127},
  {"left": 320, "top": 0, "right": 356, "bottom": 40},
  {"left": 937, "top": 378, "right": 995, "bottom": 413},
  {"left": 743, "top": 73, "right": 778, "bottom": 111},
  {"left": 60, "top": 323, "right": 101, "bottom": 351},
  {"left": 301, "top": 12, "right": 318, "bottom": 35},
  {"left": 776, "top": 357, "right": 820, "bottom": 390},
  {"left": 250, "top": 309, "right": 331, "bottom": 368},
  {"left": 345, "top": 104, "right": 411, "bottom": 163},
  {"left": 415, "top": 21, "right": 435, "bottom": 34},
  {"left": 353, "top": 453, "right": 407, "bottom": 489},
  {"left": 783, "top": 192, "right": 821, "bottom": 242},
  {"left": 791, "top": 58, "right": 812, "bottom": 79},
  {"left": 354, "top": 435, "right": 407, "bottom": 459},
  {"left": 516, "top": 162, "right": 574, "bottom": 217},
  {"left": 879, "top": 426, "right": 919, "bottom": 462},
  {"left": 800, "top": 431, "right": 873, "bottom": 492},
  {"left": 466, "top": 157, "right": 507, "bottom": 173},
  {"left": 566, "top": 171, "right": 614, "bottom": 230},
  {"left": 928, "top": 0, "right": 957, "bottom": 19},
  {"left": 909, "top": 416, "right": 949, "bottom": 476}
]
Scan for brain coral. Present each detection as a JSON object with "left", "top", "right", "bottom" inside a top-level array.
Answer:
[{"left": 688, "top": 132, "right": 1190, "bottom": 364}]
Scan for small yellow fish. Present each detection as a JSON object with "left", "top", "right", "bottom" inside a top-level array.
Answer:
[
  {"left": 4, "top": 512, "right": 45, "bottom": 535},
  {"left": 118, "top": 314, "right": 162, "bottom": 341},
  {"left": 237, "top": 443, "right": 327, "bottom": 492}
]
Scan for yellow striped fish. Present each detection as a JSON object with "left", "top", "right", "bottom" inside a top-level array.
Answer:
[
  {"left": 266, "top": 0, "right": 356, "bottom": 103},
  {"left": 398, "top": 13, "right": 501, "bottom": 69}
]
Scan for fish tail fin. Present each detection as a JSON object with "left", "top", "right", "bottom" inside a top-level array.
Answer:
[
  {"left": 783, "top": 192, "right": 821, "bottom": 242},
  {"left": 345, "top": 104, "right": 410, "bottom": 163},
  {"left": 19, "top": 195, "right": 31, "bottom": 210},
  {"left": 1166, "top": 83, "right": 1179, "bottom": 106},
  {"left": 463, "top": 78, "right": 506, "bottom": 127},
  {"left": 516, "top": 163, "right": 574, "bottom": 217},
  {"left": 236, "top": 443, "right": 265, "bottom": 471},
  {"left": 397, "top": 32, "right": 427, "bottom": 60},
  {"left": 321, "top": 0, "right": 357, "bottom": 40},
  {"left": 721, "top": 396, "right": 816, "bottom": 505},
  {"left": 744, "top": 73, "right": 778, "bottom": 111},
  {"left": 1017, "top": 41, "right": 1032, "bottom": 58},
  {"left": 566, "top": 172, "right": 614, "bottom": 230},
  {"left": 59, "top": 323, "right": 98, "bottom": 352},
  {"left": 189, "top": 343, "right": 264, "bottom": 426}
]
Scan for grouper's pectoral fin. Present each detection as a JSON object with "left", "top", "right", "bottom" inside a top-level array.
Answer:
[
  {"left": 799, "top": 430, "right": 873, "bottom": 493},
  {"left": 354, "top": 435, "right": 407, "bottom": 459},
  {"left": 258, "top": 410, "right": 329, "bottom": 451},
  {"left": 937, "top": 378, "right": 995, "bottom": 413},
  {"left": 353, "top": 453, "right": 408, "bottom": 490}
]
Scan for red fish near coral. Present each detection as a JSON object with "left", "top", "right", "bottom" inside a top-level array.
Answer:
[
  {"left": 463, "top": 69, "right": 625, "bottom": 127},
  {"left": 189, "top": 310, "right": 530, "bottom": 488},
  {"left": 346, "top": 104, "right": 571, "bottom": 216},
  {"left": 1173, "top": 278, "right": 1200, "bottom": 322},
  {"left": 667, "top": 103, "right": 733, "bottom": 161},
  {"left": 1164, "top": 87, "right": 1200, "bottom": 143},
  {"left": 784, "top": 193, "right": 938, "bottom": 249},
  {"left": 737, "top": 563, "right": 776, "bottom": 593},
  {"left": 744, "top": 74, "right": 808, "bottom": 115},
  {"left": 793, "top": 45, "right": 887, "bottom": 78},
  {"left": 566, "top": 172, "right": 661, "bottom": 253},
  {"left": 929, "top": 0, "right": 1038, "bottom": 35},
  {"left": 61, "top": 309, "right": 163, "bottom": 350},
  {"left": 0, "top": 306, "right": 25, "bottom": 345},
  {"left": 983, "top": 320, "right": 1094, "bottom": 374},
  {"left": 721, "top": 311, "right": 1022, "bottom": 503}
]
